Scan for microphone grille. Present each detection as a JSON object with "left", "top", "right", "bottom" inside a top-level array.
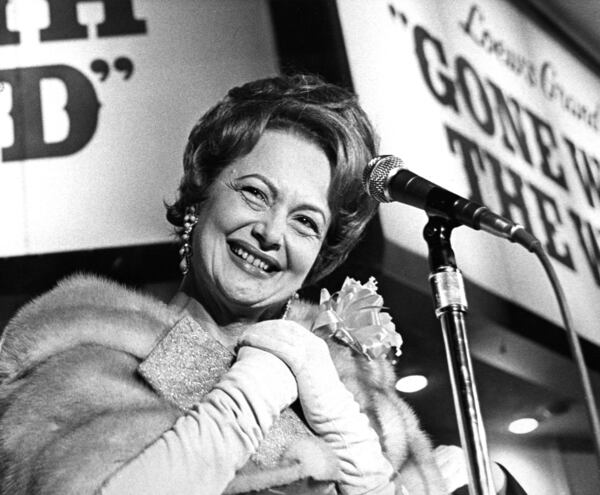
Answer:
[{"left": 363, "top": 155, "right": 404, "bottom": 203}]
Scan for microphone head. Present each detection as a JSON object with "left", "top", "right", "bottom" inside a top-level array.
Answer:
[{"left": 363, "top": 155, "right": 404, "bottom": 203}]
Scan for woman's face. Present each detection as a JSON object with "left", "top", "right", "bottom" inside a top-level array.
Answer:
[{"left": 190, "top": 129, "right": 332, "bottom": 319}]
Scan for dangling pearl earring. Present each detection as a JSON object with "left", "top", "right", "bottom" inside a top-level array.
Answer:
[{"left": 179, "top": 205, "right": 198, "bottom": 275}]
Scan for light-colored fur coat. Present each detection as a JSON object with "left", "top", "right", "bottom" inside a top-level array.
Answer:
[{"left": 0, "top": 275, "right": 446, "bottom": 494}]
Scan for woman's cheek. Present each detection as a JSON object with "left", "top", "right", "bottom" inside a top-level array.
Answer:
[{"left": 294, "top": 237, "right": 323, "bottom": 275}]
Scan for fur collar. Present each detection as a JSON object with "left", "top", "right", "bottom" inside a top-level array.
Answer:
[
  {"left": 0, "top": 274, "right": 180, "bottom": 384},
  {"left": 0, "top": 274, "right": 445, "bottom": 495}
]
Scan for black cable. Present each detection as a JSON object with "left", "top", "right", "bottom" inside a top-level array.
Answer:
[{"left": 533, "top": 243, "right": 600, "bottom": 467}]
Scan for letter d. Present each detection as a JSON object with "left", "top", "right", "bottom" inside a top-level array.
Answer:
[{"left": 0, "top": 65, "right": 100, "bottom": 161}]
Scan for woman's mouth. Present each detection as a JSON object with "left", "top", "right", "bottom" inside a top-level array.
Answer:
[{"left": 228, "top": 242, "right": 280, "bottom": 273}]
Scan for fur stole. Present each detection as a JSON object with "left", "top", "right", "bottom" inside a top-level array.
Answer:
[{"left": 0, "top": 274, "right": 446, "bottom": 494}]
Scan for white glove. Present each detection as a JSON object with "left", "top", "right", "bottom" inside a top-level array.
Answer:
[
  {"left": 101, "top": 345, "right": 298, "bottom": 495},
  {"left": 216, "top": 345, "right": 299, "bottom": 434},
  {"left": 241, "top": 321, "right": 394, "bottom": 495},
  {"left": 434, "top": 445, "right": 507, "bottom": 494},
  {"left": 434, "top": 445, "right": 469, "bottom": 493}
]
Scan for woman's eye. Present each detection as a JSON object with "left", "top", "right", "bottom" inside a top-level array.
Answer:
[
  {"left": 295, "top": 215, "right": 320, "bottom": 236},
  {"left": 240, "top": 186, "right": 268, "bottom": 205}
]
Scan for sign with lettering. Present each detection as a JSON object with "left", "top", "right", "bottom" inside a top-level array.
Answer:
[
  {"left": 0, "top": 0, "right": 277, "bottom": 255},
  {"left": 338, "top": 0, "right": 600, "bottom": 345}
]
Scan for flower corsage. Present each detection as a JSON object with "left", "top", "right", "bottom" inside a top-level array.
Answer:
[{"left": 312, "top": 277, "right": 402, "bottom": 360}]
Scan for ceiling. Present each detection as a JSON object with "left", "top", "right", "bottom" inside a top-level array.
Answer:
[
  {"left": 526, "top": 0, "right": 600, "bottom": 69},
  {"left": 375, "top": 253, "right": 600, "bottom": 448}
]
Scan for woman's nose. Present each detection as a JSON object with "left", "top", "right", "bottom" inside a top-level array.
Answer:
[{"left": 252, "top": 212, "right": 285, "bottom": 250}]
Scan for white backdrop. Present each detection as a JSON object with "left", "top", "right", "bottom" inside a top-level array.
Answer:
[
  {"left": 337, "top": 0, "right": 600, "bottom": 345},
  {"left": 0, "top": 0, "right": 277, "bottom": 255}
]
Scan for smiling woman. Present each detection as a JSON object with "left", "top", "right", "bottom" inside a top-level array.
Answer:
[
  {"left": 183, "top": 130, "right": 332, "bottom": 326},
  {"left": 0, "top": 75, "right": 451, "bottom": 495}
]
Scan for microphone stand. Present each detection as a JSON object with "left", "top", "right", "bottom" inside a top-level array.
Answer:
[{"left": 423, "top": 216, "right": 496, "bottom": 495}]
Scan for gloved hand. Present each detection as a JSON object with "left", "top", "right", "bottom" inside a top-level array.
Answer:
[
  {"left": 217, "top": 344, "right": 299, "bottom": 435},
  {"left": 434, "top": 445, "right": 469, "bottom": 493},
  {"left": 240, "top": 321, "right": 394, "bottom": 495},
  {"left": 101, "top": 334, "right": 299, "bottom": 495},
  {"left": 433, "top": 445, "right": 507, "bottom": 494}
]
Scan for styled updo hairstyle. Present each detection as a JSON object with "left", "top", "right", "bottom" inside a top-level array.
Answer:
[{"left": 166, "top": 74, "right": 379, "bottom": 285}]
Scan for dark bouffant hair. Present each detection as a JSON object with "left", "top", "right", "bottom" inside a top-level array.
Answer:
[{"left": 166, "top": 74, "right": 379, "bottom": 285}]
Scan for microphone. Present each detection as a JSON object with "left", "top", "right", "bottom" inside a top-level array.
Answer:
[{"left": 363, "top": 155, "right": 539, "bottom": 251}]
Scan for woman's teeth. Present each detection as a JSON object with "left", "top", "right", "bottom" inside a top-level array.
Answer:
[{"left": 232, "top": 246, "right": 272, "bottom": 272}]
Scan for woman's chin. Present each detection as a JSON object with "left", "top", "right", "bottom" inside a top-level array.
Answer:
[{"left": 231, "top": 294, "right": 281, "bottom": 313}]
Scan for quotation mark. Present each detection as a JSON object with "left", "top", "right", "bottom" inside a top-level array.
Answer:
[
  {"left": 388, "top": 4, "right": 408, "bottom": 25},
  {"left": 91, "top": 57, "right": 134, "bottom": 81}
]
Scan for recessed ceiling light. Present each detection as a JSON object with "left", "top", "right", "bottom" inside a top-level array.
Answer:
[
  {"left": 395, "top": 374, "right": 428, "bottom": 393},
  {"left": 508, "top": 418, "right": 539, "bottom": 434}
]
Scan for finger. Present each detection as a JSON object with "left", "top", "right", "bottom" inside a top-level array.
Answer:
[
  {"left": 240, "top": 329, "right": 308, "bottom": 372},
  {"left": 241, "top": 326, "right": 301, "bottom": 351},
  {"left": 241, "top": 320, "right": 323, "bottom": 353},
  {"left": 434, "top": 445, "right": 465, "bottom": 464},
  {"left": 240, "top": 325, "right": 333, "bottom": 376}
]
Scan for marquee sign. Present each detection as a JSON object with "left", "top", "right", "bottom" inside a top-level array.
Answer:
[
  {"left": 0, "top": 0, "right": 277, "bottom": 256},
  {"left": 338, "top": 0, "right": 600, "bottom": 345}
]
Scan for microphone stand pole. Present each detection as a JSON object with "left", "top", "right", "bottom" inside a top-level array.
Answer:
[{"left": 423, "top": 216, "right": 495, "bottom": 495}]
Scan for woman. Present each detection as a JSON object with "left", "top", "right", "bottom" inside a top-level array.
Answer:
[{"left": 0, "top": 75, "right": 506, "bottom": 494}]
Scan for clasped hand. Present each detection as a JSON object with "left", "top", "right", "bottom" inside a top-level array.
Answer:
[{"left": 239, "top": 320, "right": 394, "bottom": 495}]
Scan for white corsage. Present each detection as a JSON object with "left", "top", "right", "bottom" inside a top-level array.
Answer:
[{"left": 312, "top": 277, "right": 403, "bottom": 360}]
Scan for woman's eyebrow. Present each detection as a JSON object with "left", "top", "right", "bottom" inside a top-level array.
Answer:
[
  {"left": 298, "top": 204, "right": 329, "bottom": 226},
  {"left": 237, "top": 173, "right": 277, "bottom": 196}
]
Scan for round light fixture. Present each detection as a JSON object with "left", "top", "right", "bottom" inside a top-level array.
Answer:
[
  {"left": 395, "top": 374, "right": 428, "bottom": 393},
  {"left": 508, "top": 418, "right": 539, "bottom": 434}
]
